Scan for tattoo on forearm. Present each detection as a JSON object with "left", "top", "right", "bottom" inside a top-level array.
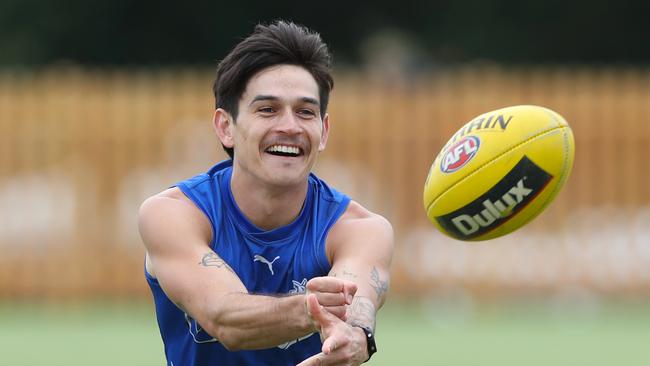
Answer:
[
  {"left": 330, "top": 269, "right": 358, "bottom": 280},
  {"left": 370, "top": 266, "right": 389, "bottom": 302},
  {"left": 348, "top": 296, "right": 376, "bottom": 330},
  {"left": 199, "top": 252, "right": 234, "bottom": 273}
]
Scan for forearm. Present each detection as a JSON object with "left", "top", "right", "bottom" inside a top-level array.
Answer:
[
  {"left": 202, "top": 292, "right": 314, "bottom": 350},
  {"left": 347, "top": 296, "right": 376, "bottom": 330},
  {"left": 333, "top": 265, "right": 389, "bottom": 331}
]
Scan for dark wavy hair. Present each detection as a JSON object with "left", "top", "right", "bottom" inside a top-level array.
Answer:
[{"left": 213, "top": 20, "right": 334, "bottom": 158}]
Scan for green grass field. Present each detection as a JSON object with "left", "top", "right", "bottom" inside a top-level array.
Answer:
[{"left": 1, "top": 299, "right": 649, "bottom": 365}]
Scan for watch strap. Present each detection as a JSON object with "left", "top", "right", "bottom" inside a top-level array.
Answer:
[{"left": 354, "top": 325, "right": 377, "bottom": 362}]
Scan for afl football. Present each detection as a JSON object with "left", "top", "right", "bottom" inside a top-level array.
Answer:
[{"left": 423, "top": 105, "right": 575, "bottom": 241}]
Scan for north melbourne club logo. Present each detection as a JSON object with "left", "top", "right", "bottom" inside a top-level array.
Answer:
[
  {"left": 278, "top": 277, "right": 312, "bottom": 350},
  {"left": 289, "top": 278, "right": 308, "bottom": 294},
  {"left": 253, "top": 254, "right": 280, "bottom": 275},
  {"left": 185, "top": 313, "right": 217, "bottom": 344}
]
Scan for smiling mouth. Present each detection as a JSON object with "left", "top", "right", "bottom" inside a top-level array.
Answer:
[{"left": 265, "top": 144, "right": 304, "bottom": 157}]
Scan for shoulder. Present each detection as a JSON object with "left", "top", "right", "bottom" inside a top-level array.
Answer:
[
  {"left": 138, "top": 187, "right": 212, "bottom": 251},
  {"left": 139, "top": 187, "right": 197, "bottom": 217},
  {"left": 325, "top": 200, "right": 394, "bottom": 262},
  {"left": 336, "top": 201, "right": 392, "bottom": 232}
]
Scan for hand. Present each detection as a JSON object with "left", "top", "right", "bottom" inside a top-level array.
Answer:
[
  {"left": 305, "top": 277, "right": 357, "bottom": 324},
  {"left": 297, "top": 294, "right": 368, "bottom": 366}
]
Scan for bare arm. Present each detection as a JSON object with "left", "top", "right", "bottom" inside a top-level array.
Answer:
[
  {"left": 139, "top": 189, "right": 353, "bottom": 351},
  {"left": 299, "top": 201, "right": 394, "bottom": 365},
  {"left": 327, "top": 202, "right": 393, "bottom": 331}
]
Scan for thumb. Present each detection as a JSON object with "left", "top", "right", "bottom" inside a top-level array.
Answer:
[{"left": 306, "top": 293, "right": 332, "bottom": 329}]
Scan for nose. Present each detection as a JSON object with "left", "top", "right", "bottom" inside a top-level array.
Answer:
[{"left": 275, "top": 109, "right": 302, "bottom": 135}]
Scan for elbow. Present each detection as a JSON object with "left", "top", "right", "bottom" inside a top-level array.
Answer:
[
  {"left": 204, "top": 323, "right": 244, "bottom": 351},
  {"left": 221, "top": 342, "right": 242, "bottom": 352},
  {"left": 217, "top": 330, "right": 246, "bottom": 351},
  {"left": 201, "top": 293, "right": 251, "bottom": 351}
]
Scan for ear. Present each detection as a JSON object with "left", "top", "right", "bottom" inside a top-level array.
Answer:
[
  {"left": 318, "top": 113, "right": 330, "bottom": 152},
  {"left": 213, "top": 108, "right": 234, "bottom": 149}
]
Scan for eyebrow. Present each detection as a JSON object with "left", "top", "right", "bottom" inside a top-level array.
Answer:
[{"left": 249, "top": 95, "right": 320, "bottom": 107}]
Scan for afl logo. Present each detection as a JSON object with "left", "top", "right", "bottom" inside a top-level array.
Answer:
[{"left": 440, "top": 136, "right": 480, "bottom": 173}]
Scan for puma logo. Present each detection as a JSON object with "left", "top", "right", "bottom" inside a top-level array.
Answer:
[{"left": 253, "top": 254, "right": 280, "bottom": 275}]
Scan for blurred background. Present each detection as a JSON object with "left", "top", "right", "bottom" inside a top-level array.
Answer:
[{"left": 1, "top": 1, "right": 650, "bottom": 365}]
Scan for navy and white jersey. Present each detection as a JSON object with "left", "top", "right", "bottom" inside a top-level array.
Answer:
[{"left": 145, "top": 159, "right": 350, "bottom": 365}]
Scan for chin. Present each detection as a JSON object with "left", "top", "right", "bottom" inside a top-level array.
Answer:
[
  {"left": 260, "top": 163, "right": 310, "bottom": 186},
  {"left": 266, "top": 171, "right": 309, "bottom": 187},
  {"left": 260, "top": 157, "right": 313, "bottom": 184}
]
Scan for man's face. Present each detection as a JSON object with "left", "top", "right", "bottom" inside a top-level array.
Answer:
[{"left": 220, "top": 64, "right": 329, "bottom": 188}]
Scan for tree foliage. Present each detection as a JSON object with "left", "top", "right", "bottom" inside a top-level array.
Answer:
[{"left": 1, "top": 0, "right": 648, "bottom": 66}]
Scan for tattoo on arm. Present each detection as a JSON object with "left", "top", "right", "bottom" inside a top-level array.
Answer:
[
  {"left": 330, "top": 269, "right": 358, "bottom": 280},
  {"left": 199, "top": 252, "right": 234, "bottom": 274},
  {"left": 348, "top": 296, "right": 376, "bottom": 330},
  {"left": 370, "top": 266, "right": 389, "bottom": 302}
]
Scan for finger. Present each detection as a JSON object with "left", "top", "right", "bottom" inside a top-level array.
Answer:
[
  {"left": 342, "top": 282, "right": 357, "bottom": 305},
  {"left": 314, "top": 292, "right": 349, "bottom": 307},
  {"left": 307, "top": 277, "right": 345, "bottom": 292},
  {"left": 322, "top": 305, "right": 347, "bottom": 321},
  {"left": 296, "top": 352, "right": 324, "bottom": 366},
  {"left": 307, "top": 278, "right": 357, "bottom": 304},
  {"left": 307, "top": 277, "right": 356, "bottom": 294},
  {"left": 322, "top": 335, "right": 345, "bottom": 355}
]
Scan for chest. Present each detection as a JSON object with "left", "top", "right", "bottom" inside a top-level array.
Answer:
[{"left": 211, "top": 224, "right": 329, "bottom": 294}]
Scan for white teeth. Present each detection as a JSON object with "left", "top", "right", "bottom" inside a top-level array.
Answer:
[{"left": 267, "top": 145, "right": 300, "bottom": 155}]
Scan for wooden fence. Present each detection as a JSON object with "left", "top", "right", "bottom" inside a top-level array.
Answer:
[{"left": 1, "top": 66, "right": 649, "bottom": 301}]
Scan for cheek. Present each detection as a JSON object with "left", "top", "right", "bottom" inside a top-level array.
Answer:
[
  {"left": 234, "top": 126, "right": 253, "bottom": 147},
  {"left": 315, "top": 130, "right": 327, "bottom": 150},
  {"left": 308, "top": 125, "right": 323, "bottom": 142}
]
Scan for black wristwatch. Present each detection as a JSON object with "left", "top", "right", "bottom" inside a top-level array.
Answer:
[{"left": 354, "top": 325, "right": 377, "bottom": 362}]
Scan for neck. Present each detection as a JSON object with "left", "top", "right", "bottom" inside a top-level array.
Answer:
[{"left": 230, "top": 168, "right": 309, "bottom": 231}]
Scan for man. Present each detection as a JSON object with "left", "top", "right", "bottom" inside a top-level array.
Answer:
[{"left": 139, "top": 21, "right": 393, "bottom": 365}]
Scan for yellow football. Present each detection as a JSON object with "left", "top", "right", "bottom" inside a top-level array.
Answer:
[{"left": 423, "top": 105, "right": 575, "bottom": 241}]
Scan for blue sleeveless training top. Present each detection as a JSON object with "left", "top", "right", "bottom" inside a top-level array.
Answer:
[{"left": 145, "top": 160, "right": 350, "bottom": 365}]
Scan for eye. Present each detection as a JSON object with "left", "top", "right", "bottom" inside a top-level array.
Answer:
[
  {"left": 258, "top": 106, "right": 275, "bottom": 114},
  {"left": 297, "top": 109, "right": 316, "bottom": 117}
]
